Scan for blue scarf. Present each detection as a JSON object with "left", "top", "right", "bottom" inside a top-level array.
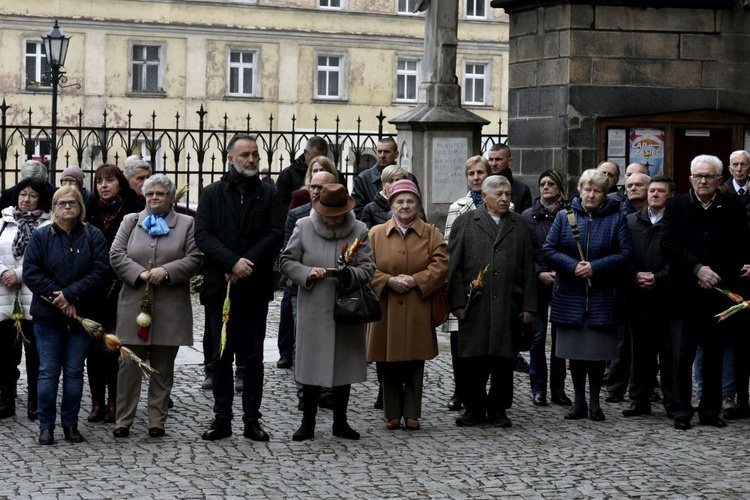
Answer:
[
  {"left": 469, "top": 190, "right": 484, "bottom": 208},
  {"left": 142, "top": 212, "right": 170, "bottom": 237}
]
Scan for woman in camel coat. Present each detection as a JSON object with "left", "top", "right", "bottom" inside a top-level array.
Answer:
[{"left": 367, "top": 180, "right": 449, "bottom": 431}]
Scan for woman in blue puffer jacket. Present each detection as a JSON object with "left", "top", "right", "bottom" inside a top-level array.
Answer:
[{"left": 543, "top": 169, "right": 633, "bottom": 423}]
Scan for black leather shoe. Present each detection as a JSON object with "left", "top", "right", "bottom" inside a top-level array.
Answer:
[
  {"left": 244, "top": 420, "right": 270, "bottom": 441},
  {"left": 38, "top": 428, "right": 54, "bottom": 445},
  {"left": 648, "top": 392, "right": 662, "bottom": 403},
  {"left": 202, "top": 422, "right": 232, "bottom": 441},
  {"left": 699, "top": 416, "right": 727, "bottom": 428},
  {"left": 551, "top": 391, "right": 572, "bottom": 406},
  {"left": 113, "top": 427, "right": 130, "bottom": 438},
  {"left": 564, "top": 406, "right": 587, "bottom": 420},
  {"left": 455, "top": 412, "right": 485, "bottom": 427},
  {"left": 277, "top": 356, "right": 292, "bottom": 369},
  {"left": 532, "top": 393, "right": 548, "bottom": 407},
  {"left": 622, "top": 403, "right": 651, "bottom": 417},
  {"left": 674, "top": 417, "right": 692, "bottom": 430},
  {"left": 514, "top": 356, "right": 530, "bottom": 373},
  {"left": 604, "top": 393, "right": 625, "bottom": 403},
  {"left": 589, "top": 408, "right": 606, "bottom": 421},
  {"left": 487, "top": 410, "right": 512, "bottom": 428},
  {"left": 63, "top": 426, "right": 84, "bottom": 443},
  {"left": 148, "top": 427, "right": 166, "bottom": 438},
  {"left": 723, "top": 405, "right": 750, "bottom": 420},
  {"left": 447, "top": 396, "right": 463, "bottom": 411}
]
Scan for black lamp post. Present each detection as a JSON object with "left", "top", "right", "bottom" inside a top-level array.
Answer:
[{"left": 40, "top": 20, "right": 72, "bottom": 182}]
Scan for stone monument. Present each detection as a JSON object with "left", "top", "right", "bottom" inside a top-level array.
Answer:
[{"left": 391, "top": 0, "right": 489, "bottom": 228}]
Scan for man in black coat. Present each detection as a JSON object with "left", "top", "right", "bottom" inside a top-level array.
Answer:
[
  {"left": 661, "top": 155, "right": 750, "bottom": 431},
  {"left": 195, "top": 134, "right": 284, "bottom": 442},
  {"left": 488, "top": 143, "right": 532, "bottom": 213},
  {"left": 352, "top": 138, "right": 419, "bottom": 219},
  {"left": 622, "top": 175, "right": 674, "bottom": 418},
  {"left": 276, "top": 136, "right": 328, "bottom": 212}
]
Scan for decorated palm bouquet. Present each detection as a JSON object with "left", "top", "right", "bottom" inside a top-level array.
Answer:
[
  {"left": 465, "top": 264, "right": 489, "bottom": 313},
  {"left": 337, "top": 231, "right": 370, "bottom": 270},
  {"left": 714, "top": 287, "right": 750, "bottom": 322}
]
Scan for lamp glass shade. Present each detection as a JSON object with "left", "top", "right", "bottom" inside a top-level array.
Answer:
[{"left": 42, "top": 21, "right": 70, "bottom": 67}]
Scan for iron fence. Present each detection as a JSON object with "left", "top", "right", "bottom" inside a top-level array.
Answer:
[{"left": 0, "top": 99, "right": 506, "bottom": 208}]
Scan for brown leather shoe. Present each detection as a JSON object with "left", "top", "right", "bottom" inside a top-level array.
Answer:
[
  {"left": 87, "top": 401, "right": 105, "bottom": 422},
  {"left": 385, "top": 418, "right": 401, "bottom": 430},
  {"left": 404, "top": 418, "right": 420, "bottom": 431}
]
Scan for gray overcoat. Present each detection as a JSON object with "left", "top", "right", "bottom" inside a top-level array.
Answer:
[
  {"left": 280, "top": 210, "right": 376, "bottom": 387},
  {"left": 447, "top": 206, "right": 537, "bottom": 358},
  {"left": 110, "top": 210, "right": 203, "bottom": 345}
]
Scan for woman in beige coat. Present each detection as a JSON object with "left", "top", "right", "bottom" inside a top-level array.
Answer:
[
  {"left": 368, "top": 180, "right": 449, "bottom": 431},
  {"left": 109, "top": 174, "right": 202, "bottom": 438}
]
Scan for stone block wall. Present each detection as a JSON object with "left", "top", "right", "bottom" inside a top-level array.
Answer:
[{"left": 494, "top": 0, "right": 750, "bottom": 194}]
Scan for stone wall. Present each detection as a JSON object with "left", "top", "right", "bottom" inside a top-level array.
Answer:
[{"left": 494, "top": 0, "right": 750, "bottom": 192}]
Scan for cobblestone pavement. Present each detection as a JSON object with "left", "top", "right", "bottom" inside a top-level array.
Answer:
[{"left": 1, "top": 293, "right": 750, "bottom": 499}]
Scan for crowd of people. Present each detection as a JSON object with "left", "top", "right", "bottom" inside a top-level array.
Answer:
[{"left": 2, "top": 140, "right": 750, "bottom": 445}]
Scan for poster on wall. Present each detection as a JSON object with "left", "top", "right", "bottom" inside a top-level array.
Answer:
[{"left": 629, "top": 129, "right": 665, "bottom": 177}]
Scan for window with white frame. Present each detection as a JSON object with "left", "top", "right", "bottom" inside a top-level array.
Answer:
[
  {"left": 316, "top": 55, "right": 344, "bottom": 100},
  {"left": 396, "top": 58, "right": 420, "bottom": 102},
  {"left": 319, "top": 0, "right": 342, "bottom": 8},
  {"left": 133, "top": 138, "right": 164, "bottom": 170},
  {"left": 397, "top": 0, "right": 416, "bottom": 13},
  {"left": 464, "top": 63, "right": 487, "bottom": 105},
  {"left": 25, "top": 40, "right": 51, "bottom": 88},
  {"left": 131, "top": 44, "right": 163, "bottom": 93},
  {"left": 466, "top": 0, "right": 487, "bottom": 18},
  {"left": 227, "top": 49, "right": 258, "bottom": 97}
]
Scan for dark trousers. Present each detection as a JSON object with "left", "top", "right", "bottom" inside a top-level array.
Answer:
[
  {"left": 670, "top": 314, "right": 726, "bottom": 420},
  {"left": 0, "top": 319, "right": 38, "bottom": 393},
  {"left": 277, "top": 286, "right": 295, "bottom": 359},
  {"left": 606, "top": 322, "right": 631, "bottom": 396},
  {"left": 731, "top": 320, "right": 750, "bottom": 408},
  {"left": 628, "top": 311, "right": 671, "bottom": 406},
  {"left": 529, "top": 293, "right": 566, "bottom": 395},
  {"left": 207, "top": 295, "right": 268, "bottom": 424},
  {"left": 458, "top": 355, "right": 514, "bottom": 416}
]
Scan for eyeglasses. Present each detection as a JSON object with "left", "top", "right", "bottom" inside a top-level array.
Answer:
[
  {"left": 310, "top": 184, "right": 324, "bottom": 191},
  {"left": 60, "top": 178, "right": 78, "bottom": 186},
  {"left": 691, "top": 174, "right": 721, "bottom": 182},
  {"left": 55, "top": 200, "right": 79, "bottom": 208},
  {"left": 144, "top": 191, "right": 168, "bottom": 198}
]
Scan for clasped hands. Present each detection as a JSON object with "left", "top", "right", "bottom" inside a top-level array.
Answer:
[
  {"left": 140, "top": 266, "right": 169, "bottom": 286},
  {"left": 388, "top": 274, "right": 416, "bottom": 294},
  {"left": 226, "top": 258, "right": 254, "bottom": 284}
]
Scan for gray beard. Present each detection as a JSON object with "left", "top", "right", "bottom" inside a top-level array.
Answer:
[{"left": 233, "top": 163, "right": 258, "bottom": 177}]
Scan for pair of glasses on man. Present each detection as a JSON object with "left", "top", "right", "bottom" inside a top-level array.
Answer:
[{"left": 691, "top": 174, "right": 721, "bottom": 181}]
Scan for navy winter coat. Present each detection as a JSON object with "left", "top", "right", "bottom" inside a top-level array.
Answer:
[
  {"left": 543, "top": 197, "right": 633, "bottom": 328},
  {"left": 23, "top": 222, "right": 111, "bottom": 325}
]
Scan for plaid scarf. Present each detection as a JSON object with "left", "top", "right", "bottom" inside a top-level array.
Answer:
[{"left": 12, "top": 208, "right": 44, "bottom": 258}]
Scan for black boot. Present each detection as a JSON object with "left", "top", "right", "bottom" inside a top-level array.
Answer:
[
  {"left": 293, "top": 385, "right": 320, "bottom": 442},
  {"left": 0, "top": 382, "right": 15, "bottom": 419},
  {"left": 331, "top": 384, "right": 359, "bottom": 440}
]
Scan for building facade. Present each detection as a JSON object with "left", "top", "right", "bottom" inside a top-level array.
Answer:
[{"left": 0, "top": 0, "right": 509, "bottom": 192}]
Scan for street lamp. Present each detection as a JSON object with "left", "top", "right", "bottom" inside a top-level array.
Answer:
[{"left": 40, "top": 20, "right": 77, "bottom": 181}]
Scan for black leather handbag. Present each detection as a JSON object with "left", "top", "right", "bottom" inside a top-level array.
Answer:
[{"left": 334, "top": 283, "right": 382, "bottom": 325}]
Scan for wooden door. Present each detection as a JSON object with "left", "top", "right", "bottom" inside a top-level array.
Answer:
[{"left": 671, "top": 128, "right": 733, "bottom": 195}]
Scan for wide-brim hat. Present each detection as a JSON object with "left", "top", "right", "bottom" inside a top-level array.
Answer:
[{"left": 312, "top": 183, "right": 355, "bottom": 217}]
